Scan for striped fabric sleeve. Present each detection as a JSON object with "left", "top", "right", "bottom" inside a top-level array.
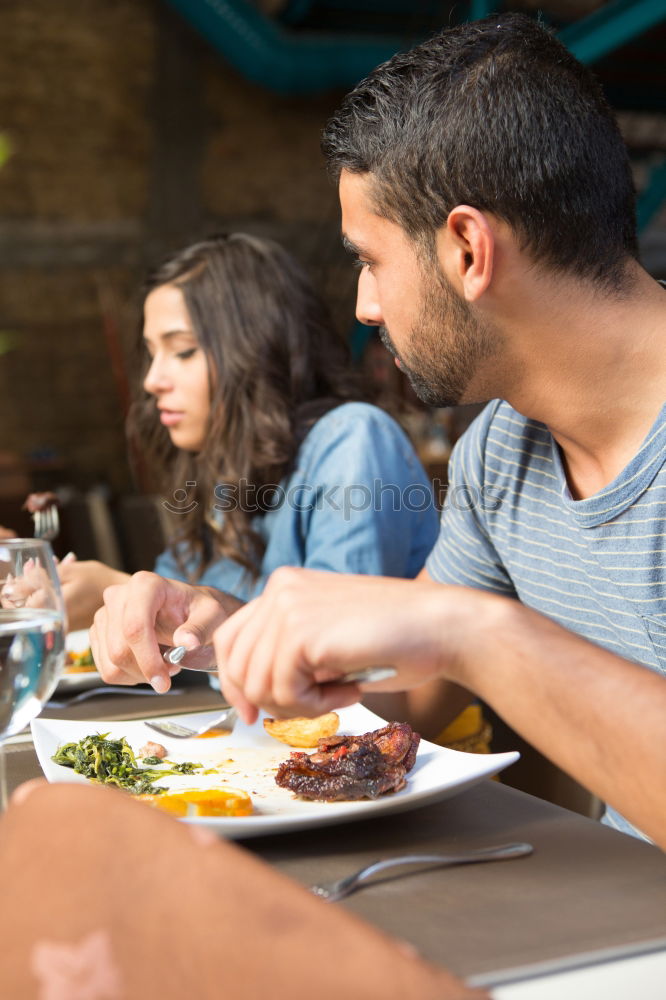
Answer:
[{"left": 426, "top": 407, "right": 516, "bottom": 596}]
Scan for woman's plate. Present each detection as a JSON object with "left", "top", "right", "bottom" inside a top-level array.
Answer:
[{"left": 58, "top": 629, "right": 100, "bottom": 692}]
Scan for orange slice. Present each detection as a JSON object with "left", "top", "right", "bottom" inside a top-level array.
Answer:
[{"left": 139, "top": 786, "right": 252, "bottom": 818}]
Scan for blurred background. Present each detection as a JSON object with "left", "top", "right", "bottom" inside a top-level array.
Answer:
[{"left": 0, "top": 0, "right": 665, "bottom": 562}]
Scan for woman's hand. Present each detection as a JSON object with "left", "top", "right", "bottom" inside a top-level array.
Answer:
[
  {"left": 90, "top": 572, "right": 244, "bottom": 691},
  {"left": 1, "top": 558, "right": 53, "bottom": 611}
]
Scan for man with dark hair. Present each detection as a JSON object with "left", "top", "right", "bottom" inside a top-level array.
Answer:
[
  {"left": 206, "top": 14, "right": 666, "bottom": 845},
  {"left": 91, "top": 14, "right": 666, "bottom": 847},
  {"left": 322, "top": 14, "right": 638, "bottom": 296}
]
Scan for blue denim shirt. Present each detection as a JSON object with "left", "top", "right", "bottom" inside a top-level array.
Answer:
[{"left": 155, "top": 402, "right": 439, "bottom": 600}]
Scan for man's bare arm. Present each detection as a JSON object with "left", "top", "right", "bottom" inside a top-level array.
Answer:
[{"left": 457, "top": 597, "right": 666, "bottom": 845}]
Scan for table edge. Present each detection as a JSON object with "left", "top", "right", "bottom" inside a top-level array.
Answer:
[{"left": 467, "top": 936, "right": 666, "bottom": 989}]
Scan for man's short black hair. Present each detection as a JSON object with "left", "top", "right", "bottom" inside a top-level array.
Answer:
[{"left": 322, "top": 13, "right": 638, "bottom": 291}]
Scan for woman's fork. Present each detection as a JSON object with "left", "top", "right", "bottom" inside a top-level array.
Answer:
[
  {"left": 310, "top": 842, "right": 533, "bottom": 902},
  {"left": 33, "top": 505, "right": 60, "bottom": 542}
]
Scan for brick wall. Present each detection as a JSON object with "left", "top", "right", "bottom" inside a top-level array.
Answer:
[{"left": 0, "top": 0, "right": 352, "bottom": 494}]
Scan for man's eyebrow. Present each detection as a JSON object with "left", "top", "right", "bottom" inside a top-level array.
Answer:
[{"left": 341, "top": 234, "right": 364, "bottom": 257}]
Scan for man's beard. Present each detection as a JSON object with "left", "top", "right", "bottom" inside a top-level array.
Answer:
[{"left": 379, "top": 271, "right": 498, "bottom": 408}]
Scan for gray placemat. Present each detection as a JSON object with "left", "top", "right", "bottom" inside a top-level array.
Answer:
[{"left": 249, "top": 781, "right": 666, "bottom": 982}]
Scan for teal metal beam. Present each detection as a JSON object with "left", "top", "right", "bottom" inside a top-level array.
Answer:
[
  {"left": 469, "top": 0, "right": 497, "bottom": 19},
  {"left": 560, "top": 0, "right": 666, "bottom": 65},
  {"left": 281, "top": 0, "right": 314, "bottom": 22},
  {"left": 289, "top": 0, "right": 443, "bottom": 11},
  {"left": 165, "top": 0, "right": 410, "bottom": 95}
]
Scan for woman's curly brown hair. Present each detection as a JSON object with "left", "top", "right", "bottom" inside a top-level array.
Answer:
[{"left": 127, "top": 233, "right": 362, "bottom": 580}]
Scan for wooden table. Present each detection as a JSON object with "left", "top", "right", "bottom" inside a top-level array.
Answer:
[{"left": 7, "top": 677, "right": 666, "bottom": 991}]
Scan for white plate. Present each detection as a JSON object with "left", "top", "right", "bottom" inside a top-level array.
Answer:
[
  {"left": 58, "top": 629, "right": 99, "bottom": 692},
  {"left": 31, "top": 704, "right": 519, "bottom": 839}
]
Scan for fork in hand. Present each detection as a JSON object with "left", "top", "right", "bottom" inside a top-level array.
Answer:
[
  {"left": 0, "top": 505, "right": 60, "bottom": 606},
  {"left": 32, "top": 503, "right": 59, "bottom": 542},
  {"left": 310, "top": 842, "right": 533, "bottom": 902}
]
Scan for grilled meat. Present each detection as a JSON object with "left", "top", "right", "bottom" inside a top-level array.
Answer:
[{"left": 275, "top": 722, "right": 420, "bottom": 801}]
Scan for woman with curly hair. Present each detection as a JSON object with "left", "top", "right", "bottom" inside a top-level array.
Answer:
[{"left": 61, "top": 233, "right": 438, "bottom": 630}]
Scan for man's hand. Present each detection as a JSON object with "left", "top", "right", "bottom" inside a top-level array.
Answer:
[
  {"left": 90, "top": 572, "right": 243, "bottom": 691},
  {"left": 213, "top": 568, "right": 476, "bottom": 724}
]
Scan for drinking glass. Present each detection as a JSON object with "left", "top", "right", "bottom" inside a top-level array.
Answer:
[{"left": 0, "top": 539, "right": 66, "bottom": 808}]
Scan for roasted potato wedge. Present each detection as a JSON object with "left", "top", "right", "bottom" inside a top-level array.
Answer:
[{"left": 263, "top": 712, "right": 339, "bottom": 748}]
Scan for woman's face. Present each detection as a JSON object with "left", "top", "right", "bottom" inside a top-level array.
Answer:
[{"left": 143, "top": 284, "right": 211, "bottom": 452}]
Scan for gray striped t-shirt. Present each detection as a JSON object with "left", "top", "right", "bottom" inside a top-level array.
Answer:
[{"left": 426, "top": 398, "right": 666, "bottom": 841}]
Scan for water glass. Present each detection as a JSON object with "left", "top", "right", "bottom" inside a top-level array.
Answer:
[{"left": 0, "top": 539, "right": 66, "bottom": 808}]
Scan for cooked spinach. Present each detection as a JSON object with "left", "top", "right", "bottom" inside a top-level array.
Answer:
[
  {"left": 171, "top": 761, "right": 200, "bottom": 775},
  {"left": 52, "top": 733, "right": 201, "bottom": 795}
]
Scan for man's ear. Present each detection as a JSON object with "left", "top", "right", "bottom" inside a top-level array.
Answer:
[{"left": 435, "top": 206, "right": 494, "bottom": 302}]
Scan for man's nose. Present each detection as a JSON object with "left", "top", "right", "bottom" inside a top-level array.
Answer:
[{"left": 355, "top": 268, "right": 383, "bottom": 327}]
